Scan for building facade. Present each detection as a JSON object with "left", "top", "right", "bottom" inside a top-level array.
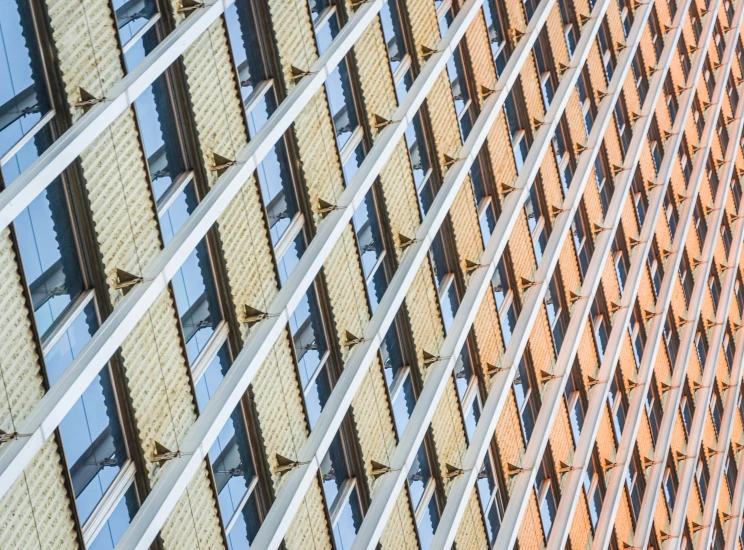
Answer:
[{"left": 1, "top": 0, "right": 744, "bottom": 548}]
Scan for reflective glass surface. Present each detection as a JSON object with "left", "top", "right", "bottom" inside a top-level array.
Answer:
[
  {"left": 15, "top": 178, "right": 83, "bottom": 337},
  {"left": 46, "top": 302, "right": 128, "bottom": 524},
  {"left": 0, "top": 0, "right": 51, "bottom": 171},
  {"left": 160, "top": 184, "right": 221, "bottom": 363},
  {"left": 88, "top": 485, "right": 139, "bottom": 550}
]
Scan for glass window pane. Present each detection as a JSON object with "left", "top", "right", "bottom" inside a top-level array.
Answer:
[
  {"left": 47, "top": 302, "right": 128, "bottom": 524},
  {"left": 0, "top": 0, "right": 51, "bottom": 166},
  {"left": 15, "top": 178, "right": 84, "bottom": 337},
  {"left": 87, "top": 485, "right": 139, "bottom": 550}
]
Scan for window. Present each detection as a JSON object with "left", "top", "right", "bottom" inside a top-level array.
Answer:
[
  {"left": 732, "top": 178, "right": 743, "bottom": 211},
  {"left": 0, "top": 0, "right": 56, "bottom": 186},
  {"left": 444, "top": 41, "right": 477, "bottom": 142},
  {"left": 504, "top": 91, "right": 530, "bottom": 172},
  {"left": 632, "top": 171, "right": 648, "bottom": 226},
  {"left": 45, "top": 300, "right": 135, "bottom": 531},
  {"left": 112, "top": 0, "right": 160, "bottom": 71},
  {"left": 534, "top": 30, "right": 556, "bottom": 110},
  {"left": 696, "top": 452, "right": 710, "bottom": 501},
  {"left": 665, "top": 75, "right": 678, "bottom": 121},
  {"left": 646, "top": 374, "right": 663, "bottom": 445},
  {"left": 408, "top": 443, "right": 439, "bottom": 548},
  {"left": 564, "top": 360, "right": 586, "bottom": 443},
  {"left": 383, "top": 323, "right": 416, "bottom": 437},
  {"left": 729, "top": 73, "right": 740, "bottom": 111},
  {"left": 649, "top": 8, "right": 664, "bottom": 59},
  {"left": 664, "top": 184, "right": 679, "bottom": 238},
  {"left": 455, "top": 346, "right": 480, "bottom": 440},
  {"left": 159, "top": 182, "right": 222, "bottom": 365},
  {"left": 724, "top": 329, "right": 736, "bottom": 371},
  {"left": 224, "top": 4, "right": 303, "bottom": 247},
  {"left": 558, "top": 0, "right": 579, "bottom": 56},
  {"left": 477, "top": 451, "right": 506, "bottom": 542},
  {"left": 608, "top": 372, "right": 628, "bottom": 441},
  {"left": 726, "top": 447, "right": 738, "bottom": 495},
  {"left": 679, "top": 253, "right": 694, "bottom": 305},
  {"left": 704, "top": 58, "right": 715, "bottom": 96},
  {"left": 430, "top": 231, "right": 460, "bottom": 333},
  {"left": 663, "top": 457, "right": 678, "bottom": 511},
  {"left": 695, "top": 321, "right": 708, "bottom": 367},
  {"left": 648, "top": 240, "right": 664, "bottom": 296},
  {"left": 597, "top": 23, "right": 615, "bottom": 82},
  {"left": 545, "top": 274, "right": 569, "bottom": 353},
  {"left": 709, "top": 271, "right": 722, "bottom": 312},
  {"left": 482, "top": 0, "right": 509, "bottom": 73},
  {"left": 126, "top": 27, "right": 187, "bottom": 204},
  {"left": 736, "top": 274, "right": 744, "bottom": 313},
  {"left": 680, "top": 383, "right": 693, "bottom": 435},
  {"left": 721, "top": 217, "right": 732, "bottom": 256},
  {"left": 514, "top": 356, "right": 539, "bottom": 443},
  {"left": 591, "top": 298, "right": 609, "bottom": 360},
  {"left": 649, "top": 117, "right": 664, "bottom": 174},
  {"left": 625, "top": 454, "right": 644, "bottom": 520},
  {"left": 693, "top": 198, "right": 708, "bottom": 245},
  {"left": 526, "top": 185, "right": 549, "bottom": 263},
  {"left": 677, "top": 35, "right": 691, "bottom": 78},
  {"left": 614, "top": 97, "right": 633, "bottom": 153},
  {"left": 492, "top": 259, "right": 518, "bottom": 345},
  {"left": 595, "top": 154, "right": 613, "bottom": 213},
  {"left": 379, "top": 0, "right": 408, "bottom": 76},
  {"left": 310, "top": 4, "right": 361, "bottom": 158},
  {"left": 320, "top": 433, "right": 363, "bottom": 548},
  {"left": 711, "top": 385, "right": 723, "bottom": 434},
  {"left": 613, "top": 230, "right": 630, "bottom": 292},
  {"left": 471, "top": 152, "right": 499, "bottom": 245},
  {"left": 617, "top": 0, "right": 633, "bottom": 35},
  {"left": 572, "top": 209, "right": 592, "bottom": 277},
  {"left": 584, "top": 457, "right": 605, "bottom": 529},
  {"left": 404, "top": 112, "right": 435, "bottom": 216},
  {"left": 352, "top": 189, "right": 389, "bottom": 312},
  {"left": 553, "top": 118, "right": 574, "bottom": 193},
  {"left": 628, "top": 307, "right": 646, "bottom": 368},
  {"left": 195, "top": 345, "right": 263, "bottom": 548},
  {"left": 632, "top": 50, "right": 648, "bottom": 102},
  {"left": 664, "top": 311, "right": 680, "bottom": 364},
  {"left": 693, "top": 98, "right": 704, "bottom": 137},
  {"left": 535, "top": 462, "right": 558, "bottom": 539}
]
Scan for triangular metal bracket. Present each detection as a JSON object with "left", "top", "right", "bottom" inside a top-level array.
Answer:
[
  {"left": 113, "top": 268, "right": 143, "bottom": 295},
  {"left": 275, "top": 453, "right": 300, "bottom": 474},
  {"left": 177, "top": 0, "right": 204, "bottom": 12},
  {"left": 210, "top": 153, "right": 237, "bottom": 177},
  {"left": 371, "top": 460, "right": 391, "bottom": 477},
  {"left": 242, "top": 305, "right": 268, "bottom": 326},
  {"left": 75, "top": 87, "right": 105, "bottom": 112},
  {"left": 444, "top": 463, "right": 464, "bottom": 478},
  {"left": 152, "top": 441, "right": 181, "bottom": 464}
]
